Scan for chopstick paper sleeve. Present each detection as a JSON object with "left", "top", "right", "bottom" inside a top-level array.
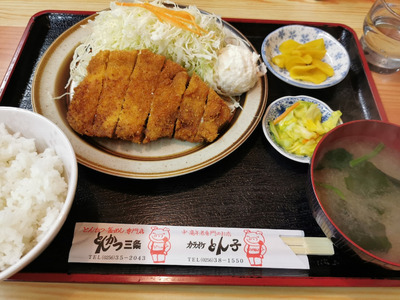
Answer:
[{"left": 67, "top": 222, "right": 328, "bottom": 270}]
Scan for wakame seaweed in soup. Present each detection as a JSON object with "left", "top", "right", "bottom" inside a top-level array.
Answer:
[{"left": 314, "top": 136, "right": 400, "bottom": 264}]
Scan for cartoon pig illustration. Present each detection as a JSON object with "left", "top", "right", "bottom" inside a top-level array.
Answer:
[
  {"left": 243, "top": 230, "right": 267, "bottom": 266},
  {"left": 148, "top": 226, "right": 171, "bottom": 263}
]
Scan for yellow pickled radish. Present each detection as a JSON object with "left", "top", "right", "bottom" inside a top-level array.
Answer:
[
  {"left": 312, "top": 59, "right": 334, "bottom": 77},
  {"left": 271, "top": 38, "right": 334, "bottom": 84},
  {"left": 271, "top": 54, "right": 287, "bottom": 68},
  {"left": 297, "top": 38, "right": 326, "bottom": 51},
  {"left": 297, "top": 39, "right": 327, "bottom": 59},
  {"left": 285, "top": 54, "right": 313, "bottom": 70},
  {"left": 279, "top": 39, "right": 301, "bottom": 54},
  {"left": 296, "top": 49, "right": 326, "bottom": 60},
  {"left": 289, "top": 65, "right": 328, "bottom": 84}
]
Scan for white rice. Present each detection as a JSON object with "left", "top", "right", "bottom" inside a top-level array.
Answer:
[{"left": 0, "top": 123, "right": 68, "bottom": 271}]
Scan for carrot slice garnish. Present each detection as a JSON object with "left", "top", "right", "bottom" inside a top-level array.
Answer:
[
  {"left": 115, "top": 2, "right": 208, "bottom": 35},
  {"left": 273, "top": 101, "right": 300, "bottom": 125}
]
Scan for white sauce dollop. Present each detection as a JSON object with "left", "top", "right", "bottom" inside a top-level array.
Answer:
[{"left": 215, "top": 44, "right": 266, "bottom": 96}]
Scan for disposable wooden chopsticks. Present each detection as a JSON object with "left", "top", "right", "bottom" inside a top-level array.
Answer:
[{"left": 280, "top": 236, "right": 335, "bottom": 255}]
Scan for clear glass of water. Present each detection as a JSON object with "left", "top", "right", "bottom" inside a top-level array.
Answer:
[{"left": 360, "top": 0, "right": 400, "bottom": 74}]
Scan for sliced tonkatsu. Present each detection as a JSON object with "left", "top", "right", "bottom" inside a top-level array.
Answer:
[
  {"left": 67, "top": 50, "right": 109, "bottom": 136},
  {"left": 174, "top": 73, "right": 209, "bottom": 143},
  {"left": 115, "top": 49, "right": 165, "bottom": 143},
  {"left": 143, "top": 60, "right": 189, "bottom": 143},
  {"left": 196, "top": 88, "right": 232, "bottom": 142},
  {"left": 67, "top": 49, "right": 233, "bottom": 144},
  {"left": 92, "top": 50, "right": 138, "bottom": 138}
]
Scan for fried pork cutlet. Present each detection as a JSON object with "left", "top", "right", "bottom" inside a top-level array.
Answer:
[
  {"left": 67, "top": 50, "right": 110, "bottom": 136},
  {"left": 143, "top": 60, "right": 189, "bottom": 144},
  {"left": 174, "top": 73, "right": 209, "bottom": 143},
  {"left": 67, "top": 49, "right": 234, "bottom": 145},
  {"left": 92, "top": 50, "right": 138, "bottom": 138},
  {"left": 196, "top": 88, "right": 232, "bottom": 142},
  {"left": 115, "top": 49, "right": 165, "bottom": 143}
]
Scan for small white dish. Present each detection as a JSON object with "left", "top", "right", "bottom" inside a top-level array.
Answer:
[
  {"left": 262, "top": 95, "right": 342, "bottom": 163},
  {"left": 0, "top": 107, "right": 78, "bottom": 281},
  {"left": 261, "top": 25, "right": 350, "bottom": 89}
]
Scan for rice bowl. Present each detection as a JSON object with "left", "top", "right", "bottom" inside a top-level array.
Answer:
[{"left": 0, "top": 107, "right": 78, "bottom": 280}]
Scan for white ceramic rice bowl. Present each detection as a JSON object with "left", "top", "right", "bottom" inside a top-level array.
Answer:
[{"left": 0, "top": 107, "right": 78, "bottom": 280}]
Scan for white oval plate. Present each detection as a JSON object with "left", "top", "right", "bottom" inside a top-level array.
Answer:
[
  {"left": 261, "top": 25, "right": 350, "bottom": 89},
  {"left": 262, "top": 95, "right": 342, "bottom": 164},
  {"left": 32, "top": 14, "right": 268, "bottom": 179}
]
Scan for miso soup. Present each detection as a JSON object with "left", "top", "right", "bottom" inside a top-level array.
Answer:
[{"left": 314, "top": 136, "right": 400, "bottom": 264}]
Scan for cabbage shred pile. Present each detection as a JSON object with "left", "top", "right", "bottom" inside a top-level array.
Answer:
[{"left": 69, "top": 0, "right": 227, "bottom": 91}]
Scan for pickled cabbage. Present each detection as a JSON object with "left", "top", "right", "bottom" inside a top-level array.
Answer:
[{"left": 269, "top": 101, "right": 342, "bottom": 157}]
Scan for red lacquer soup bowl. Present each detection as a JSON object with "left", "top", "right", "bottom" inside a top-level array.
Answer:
[{"left": 307, "top": 119, "right": 400, "bottom": 271}]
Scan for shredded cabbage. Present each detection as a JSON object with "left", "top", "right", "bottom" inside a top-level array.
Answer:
[
  {"left": 269, "top": 101, "right": 342, "bottom": 157},
  {"left": 69, "top": 0, "right": 227, "bottom": 91},
  {"left": 68, "top": 0, "right": 267, "bottom": 97}
]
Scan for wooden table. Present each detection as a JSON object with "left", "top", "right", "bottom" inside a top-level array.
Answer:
[{"left": 0, "top": 1, "right": 399, "bottom": 299}]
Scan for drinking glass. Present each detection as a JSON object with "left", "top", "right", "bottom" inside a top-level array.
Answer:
[{"left": 360, "top": 0, "right": 400, "bottom": 74}]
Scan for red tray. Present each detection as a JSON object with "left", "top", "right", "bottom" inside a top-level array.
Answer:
[{"left": 1, "top": 10, "right": 398, "bottom": 287}]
